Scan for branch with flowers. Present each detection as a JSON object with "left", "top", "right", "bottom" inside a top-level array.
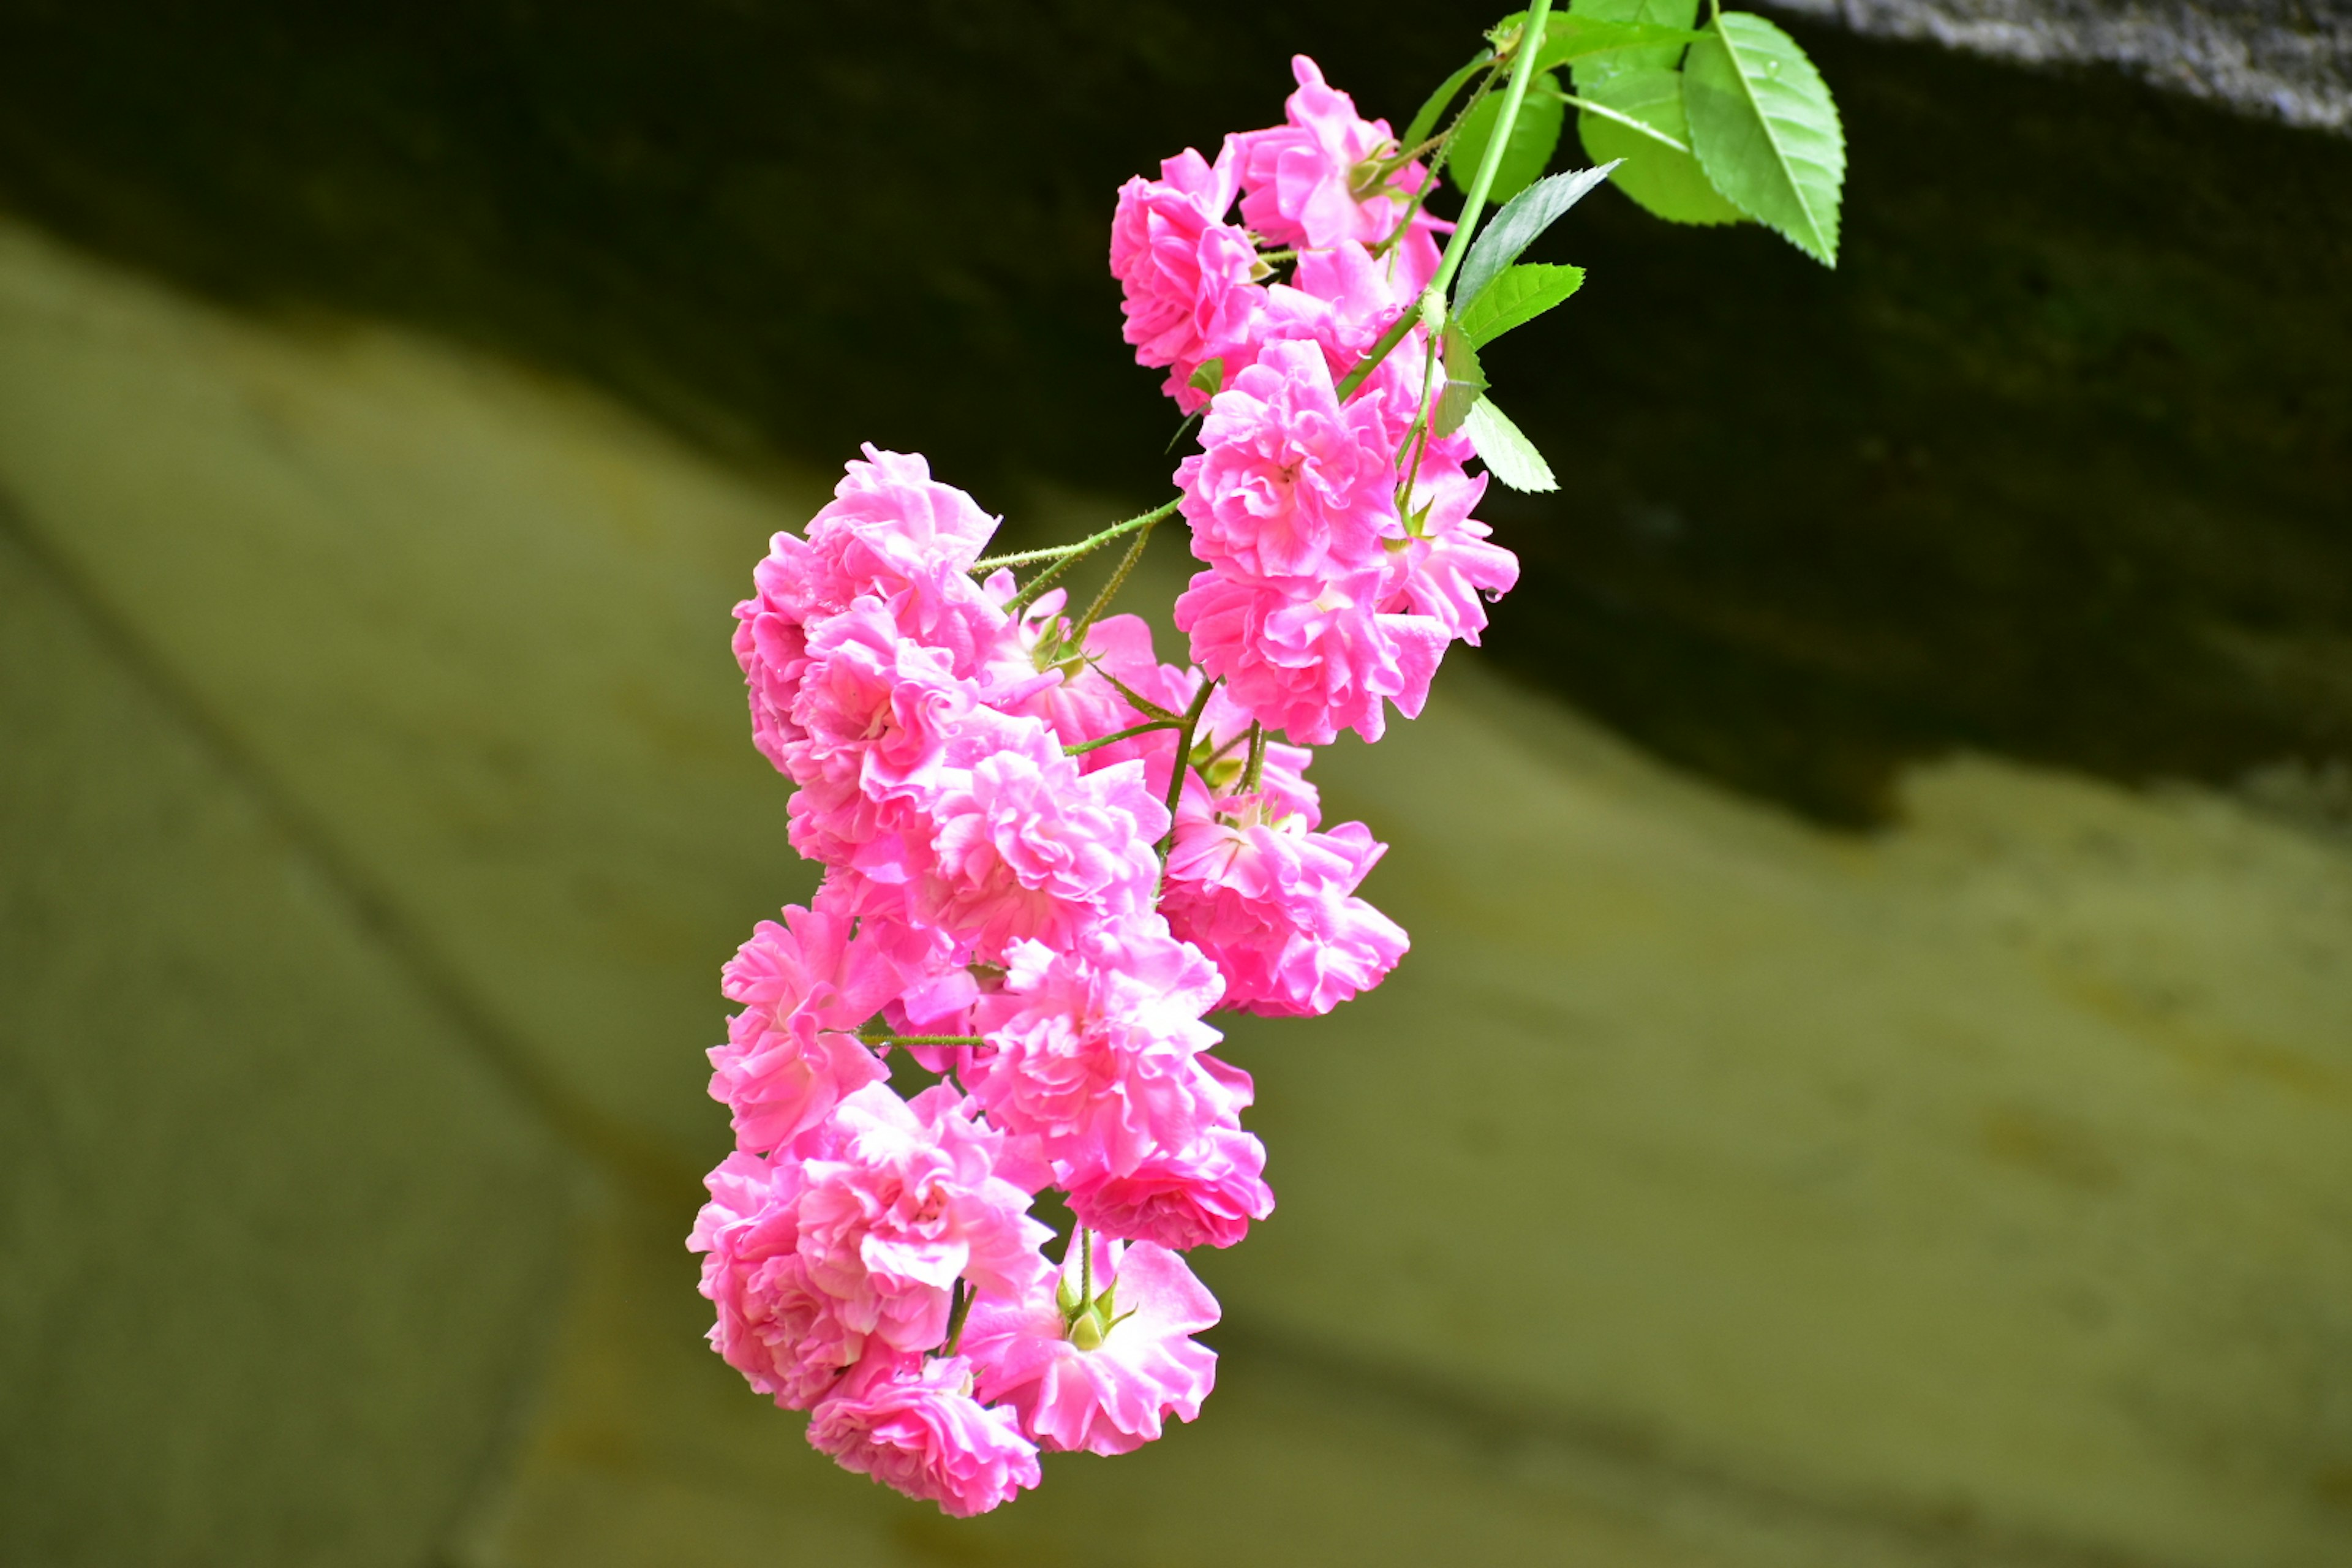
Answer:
[{"left": 690, "top": 0, "right": 1844, "bottom": 1517}]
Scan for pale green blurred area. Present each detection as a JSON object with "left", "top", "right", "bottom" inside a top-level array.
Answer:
[{"left": 2, "top": 220, "right": 2350, "bottom": 1567}]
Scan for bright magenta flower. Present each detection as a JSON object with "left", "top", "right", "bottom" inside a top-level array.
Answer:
[
  {"left": 707, "top": 889, "right": 900, "bottom": 1152},
  {"left": 1235, "top": 56, "right": 1440, "bottom": 258},
  {"left": 1174, "top": 563, "right": 1447, "bottom": 745},
  {"left": 1110, "top": 141, "right": 1267, "bottom": 412},
  {"left": 1067, "top": 1123, "right": 1275, "bottom": 1251},
  {"left": 807, "top": 1354, "right": 1041, "bottom": 1517},
  {"left": 963, "top": 1239, "right": 1220, "bottom": 1455}
]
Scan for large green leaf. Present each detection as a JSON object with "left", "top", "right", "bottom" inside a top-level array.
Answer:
[
  {"left": 1403, "top": 52, "right": 1492, "bottom": 152},
  {"left": 1683, "top": 12, "right": 1844, "bottom": 265},
  {"left": 1449, "top": 70, "right": 1567, "bottom": 205},
  {"left": 1454, "top": 262, "right": 1586, "bottom": 347},
  {"left": 1567, "top": 0, "right": 1702, "bottom": 86},
  {"left": 1487, "top": 8, "right": 1706, "bottom": 72},
  {"left": 1461, "top": 396, "right": 1559, "bottom": 492},
  {"left": 1576, "top": 69, "right": 1746, "bottom": 226},
  {"left": 1453, "top": 162, "right": 1618, "bottom": 309}
]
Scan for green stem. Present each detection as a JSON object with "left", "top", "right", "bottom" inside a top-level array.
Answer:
[
  {"left": 1079, "top": 1229, "right": 1093, "bottom": 1305},
  {"left": 1541, "top": 87, "right": 1693, "bottom": 156},
  {"left": 1064, "top": 718, "right": 1182, "bottom": 757},
  {"left": 1428, "top": 0, "right": 1555, "bottom": 303},
  {"left": 1339, "top": 0, "right": 1553, "bottom": 402},
  {"left": 1154, "top": 677, "right": 1218, "bottom": 871},
  {"left": 941, "top": 1280, "right": 975, "bottom": 1357},
  {"left": 854, "top": 1031, "right": 986, "bottom": 1049},
  {"left": 1240, "top": 722, "right": 1268, "bottom": 793},
  {"left": 972, "top": 497, "right": 1177, "bottom": 573},
  {"left": 1071, "top": 507, "right": 1162, "bottom": 639}
]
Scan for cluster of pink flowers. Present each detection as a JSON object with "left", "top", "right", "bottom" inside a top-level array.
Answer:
[{"left": 695, "top": 54, "right": 1517, "bottom": 1517}]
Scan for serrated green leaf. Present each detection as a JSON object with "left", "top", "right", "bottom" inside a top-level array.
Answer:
[
  {"left": 1448, "top": 70, "right": 1567, "bottom": 205},
  {"left": 1567, "top": 0, "right": 1703, "bottom": 88},
  {"left": 1461, "top": 396, "right": 1558, "bottom": 492},
  {"left": 1683, "top": 12, "right": 1845, "bottom": 265},
  {"left": 1576, "top": 69, "right": 1746, "bottom": 226},
  {"left": 1453, "top": 162, "right": 1618, "bottom": 309},
  {"left": 1403, "top": 51, "right": 1492, "bottom": 152},
  {"left": 1491, "top": 8, "right": 1706, "bottom": 72},
  {"left": 1433, "top": 321, "right": 1488, "bottom": 436},
  {"left": 1454, "top": 262, "right": 1586, "bottom": 347}
]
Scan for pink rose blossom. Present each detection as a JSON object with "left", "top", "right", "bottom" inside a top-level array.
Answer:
[
  {"left": 1178, "top": 338, "right": 1399, "bottom": 580},
  {"left": 692, "top": 1145, "right": 871, "bottom": 1409},
  {"left": 1236, "top": 57, "right": 1442, "bottom": 263},
  {"left": 963, "top": 919, "right": 1234, "bottom": 1177},
  {"left": 1110, "top": 142, "right": 1268, "bottom": 412},
  {"left": 1386, "top": 454, "right": 1520, "bottom": 642},
  {"left": 1162, "top": 807, "right": 1408, "bottom": 1017},
  {"left": 1068, "top": 1123, "right": 1275, "bottom": 1251},
  {"left": 921, "top": 741, "right": 1167, "bottom": 958},
  {"left": 807, "top": 1354, "right": 1041, "bottom": 1517},
  {"left": 1174, "top": 564, "right": 1448, "bottom": 744},
  {"left": 796, "top": 1084, "right": 1054, "bottom": 1354},
  {"left": 708, "top": 891, "right": 903, "bottom": 1152},
  {"left": 963, "top": 1240, "right": 1220, "bottom": 1456}
]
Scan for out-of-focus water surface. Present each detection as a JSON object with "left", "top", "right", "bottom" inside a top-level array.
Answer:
[{"left": 1, "top": 4, "right": 2348, "bottom": 1565}]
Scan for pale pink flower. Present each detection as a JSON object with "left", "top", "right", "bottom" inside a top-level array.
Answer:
[
  {"left": 1235, "top": 57, "right": 1440, "bottom": 260},
  {"left": 1178, "top": 338, "right": 1399, "bottom": 581},
  {"left": 963, "top": 919, "right": 1234, "bottom": 1177},
  {"left": 692, "top": 1147, "right": 869, "bottom": 1409},
  {"left": 796, "top": 1084, "right": 1054, "bottom": 1354},
  {"left": 921, "top": 742, "right": 1166, "bottom": 959},
  {"left": 708, "top": 891, "right": 903, "bottom": 1153},
  {"left": 1174, "top": 564, "right": 1448, "bottom": 744},
  {"left": 963, "top": 1240, "right": 1219, "bottom": 1456},
  {"left": 1162, "top": 808, "right": 1407, "bottom": 1017},
  {"left": 1110, "top": 142, "right": 1268, "bottom": 412},
  {"left": 807, "top": 1354, "right": 1041, "bottom": 1517},
  {"left": 1068, "top": 1124, "right": 1275, "bottom": 1251},
  {"left": 1385, "top": 454, "right": 1520, "bottom": 642}
]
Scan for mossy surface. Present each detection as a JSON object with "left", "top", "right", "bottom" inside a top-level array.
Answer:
[{"left": 0, "top": 1, "right": 2344, "bottom": 820}]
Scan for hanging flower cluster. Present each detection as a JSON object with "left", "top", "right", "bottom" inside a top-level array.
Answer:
[{"left": 692, "top": 0, "right": 1845, "bottom": 1515}]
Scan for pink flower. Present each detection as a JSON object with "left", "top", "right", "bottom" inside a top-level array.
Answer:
[
  {"left": 963, "top": 1240, "right": 1220, "bottom": 1456},
  {"left": 1178, "top": 338, "right": 1399, "bottom": 580},
  {"left": 692, "top": 1147, "right": 871, "bottom": 1409},
  {"left": 1163, "top": 807, "right": 1407, "bottom": 1017},
  {"left": 733, "top": 447, "right": 1008, "bottom": 773},
  {"left": 796, "top": 1084, "right": 1054, "bottom": 1354},
  {"left": 963, "top": 919, "right": 1235, "bottom": 1177},
  {"left": 1110, "top": 142, "right": 1268, "bottom": 413},
  {"left": 1235, "top": 57, "right": 1439, "bottom": 260},
  {"left": 921, "top": 741, "right": 1167, "bottom": 959},
  {"left": 1386, "top": 454, "right": 1519, "bottom": 642},
  {"left": 708, "top": 891, "right": 902, "bottom": 1153},
  {"left": 807, "top": 1354, "right": 1041, "bottom": 1517},
  {"left": 1068, "top": 1124, "right": 1275, "bottom": 1251},
  {"left": 1174, "top": 564, "right": 1447, "bottom": 744}
]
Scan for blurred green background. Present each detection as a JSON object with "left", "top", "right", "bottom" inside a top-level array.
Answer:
[{"left": 1, "top": 3, "right": 2348, "bottom": 1565}]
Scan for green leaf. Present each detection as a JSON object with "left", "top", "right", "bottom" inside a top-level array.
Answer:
[
  {"left": 1461, "top": 396, "right": 1558, "bottom": 492},
  {"left": 1403, "top": 51, "right": 1492, "bottom": 152},
  {"left": 1433, "top": 321, "right": 1488, "bottom": 437},
  {"left": 1448, "top": 70, "right": 1567, "bottom": 205},
  {"left": 1453, "top": 162, "right": 1619, "bottom": 309},
  {"left": 1453, "top": 262, "right": 1586, "bottom": 347},
  {"left": 1533, "top": 13, "right": 1706, "bottom": 71},
  {"left": 1188, "top": 357, "right": 1226, "bottom": 400},
  {"left": 1683, "top": 12, "right": 1845, "bottom": 265},
  {"left": 1575, "top": 69, "right": 1746, "bottom": 226},
  {"left": 1567, "top": 0, "right": 1703, "bottom": 88}
]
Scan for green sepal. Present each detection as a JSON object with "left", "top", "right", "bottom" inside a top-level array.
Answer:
[
  {"left": 1448, "top": 70, "right": 1568, "bottom": 206},
  {"left": 1403, "top": 51, "right": 1493, "bottom": 152},
  {"left": 1461, "top": 396, "right": 1559, "bottom": 492},
  {"left": 1453, "top": 261, "right": 1585, "bottom": 347},
  {"left": 1683, "top": 12, "right": 1844, "bottom": 264},
  {"left": 1432, "top": 320, "right": 1488, "bottom": 438}
]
